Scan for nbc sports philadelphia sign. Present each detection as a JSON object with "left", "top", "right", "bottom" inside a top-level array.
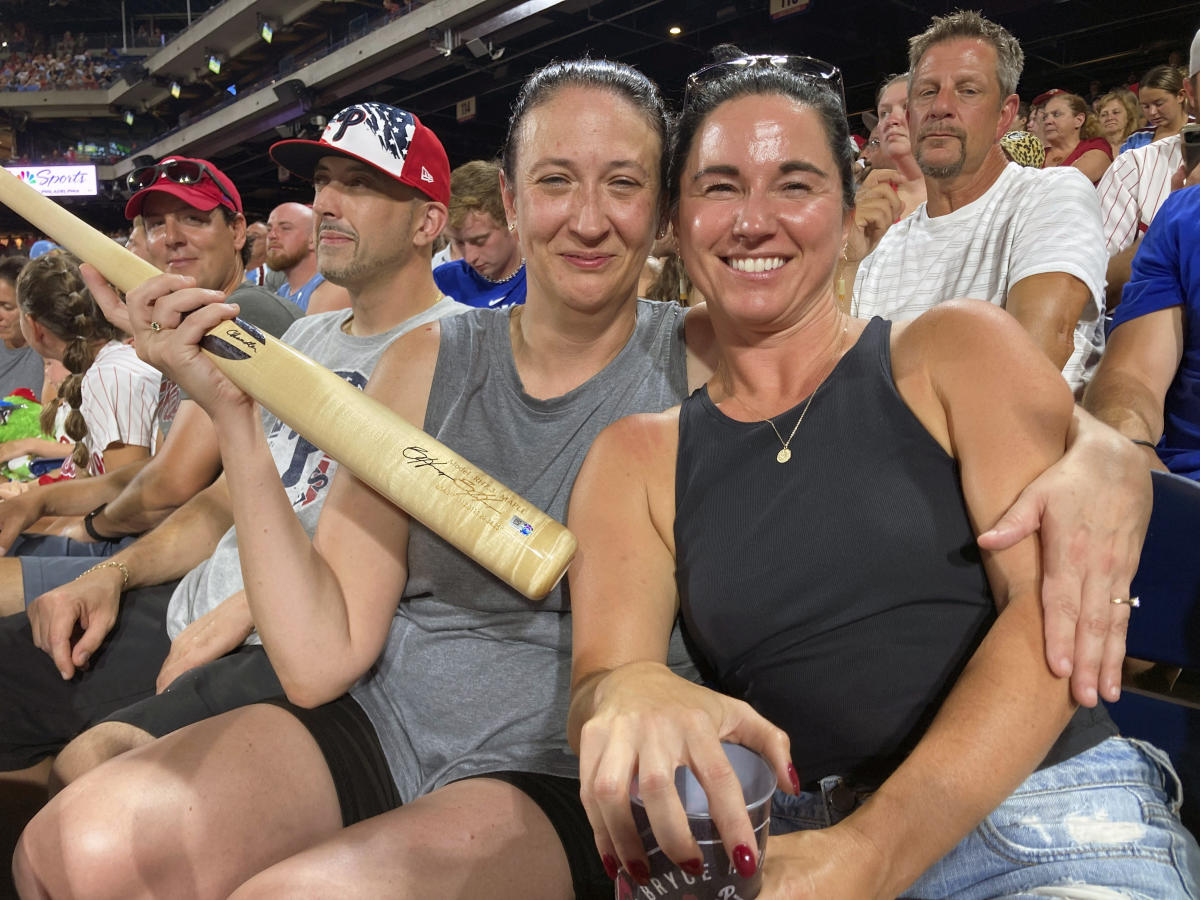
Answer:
[{"left": 3, "top": 165, "right": 98, "bottom": 197}]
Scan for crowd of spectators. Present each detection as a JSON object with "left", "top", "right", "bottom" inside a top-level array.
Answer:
[
  {"left": 0, "top": 47, "right": 115, "bottom": 93},
  {"left": 0, "top": 21, "right": 174, "bottom": 93}
]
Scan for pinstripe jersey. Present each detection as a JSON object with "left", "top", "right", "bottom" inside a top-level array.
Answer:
[
  {"left": 58, "top": 340, "right": 161, "bottom": 477},
  {"left": 1097, "top": 133, "right": 1183, "bottom": 255},
  {"left": 852, "top": 162, "right": 1106, "bottom": 395}
]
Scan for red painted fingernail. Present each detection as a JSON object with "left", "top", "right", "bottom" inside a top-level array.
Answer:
[
  {"left": 681, "top": 858, "right": 705, "bottom": 876},
  {"left": 628, "top": 859, "right": 651, "bottom": 884},
  {"left": 788, "top": 763, "right": 801, "bottom": 795},
  {"left": 733, "top": 844, "right": 757, "bottom": 878},
  {"left": 602, "top": 854, "right": 620, "bottom": 880}
]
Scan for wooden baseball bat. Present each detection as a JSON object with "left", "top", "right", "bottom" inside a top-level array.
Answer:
[{"left": 0, "top": 166, "right": 576, "bottom": 599}]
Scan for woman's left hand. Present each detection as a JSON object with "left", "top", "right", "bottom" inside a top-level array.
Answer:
[
  {"left": 156, "top": 590, "right": 253, "bottom": 693},
  {"left": 758, "top": 824, "right": 889, "bottom": 899}
]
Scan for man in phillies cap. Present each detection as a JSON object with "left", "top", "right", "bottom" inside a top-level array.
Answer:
[
  {"left": 5, "top": 105, "right": 466, "bottom": 875},
  {"left": 271, "top": 103, "right": 450, "bottom": 205},
  {"left": 269, "top": 103, "right": 451, "bottom": 296}
]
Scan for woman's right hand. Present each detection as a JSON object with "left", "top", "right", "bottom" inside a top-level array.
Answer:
[{"left": 577, "top": 660, "right": 794, "bottom": 884}]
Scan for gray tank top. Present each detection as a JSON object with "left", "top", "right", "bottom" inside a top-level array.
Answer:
[{"left": 351, "top": 299, "right": 694, "bottom": 800}]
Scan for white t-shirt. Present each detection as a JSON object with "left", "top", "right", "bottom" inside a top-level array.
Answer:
[
  {"left": 1097, "top": 133, "right": 1182, "bottom": 255},
  {"left": 853, "top": 162, "right": 1107, "bottom": 395},
  {"left": 59, "top": 340, "right": 161, "bottom": 476}
]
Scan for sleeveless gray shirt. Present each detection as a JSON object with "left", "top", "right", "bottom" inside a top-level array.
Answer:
[{"left": 351, "top": 299, "right": 693, "bottom": 800}]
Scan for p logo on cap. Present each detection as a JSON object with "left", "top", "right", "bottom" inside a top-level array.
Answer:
[{"left": 269, "top": 102, "right": 450, "bottom": 206}]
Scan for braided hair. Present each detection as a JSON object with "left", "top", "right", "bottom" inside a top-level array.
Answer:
[{"left": 16, "top": 251, "right": 125, "bottom": 471}]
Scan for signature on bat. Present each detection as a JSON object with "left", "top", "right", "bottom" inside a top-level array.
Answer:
[
  {"left": 223, "top": 327, "right": 259, "bottom": 354},
  {"left": 402, "top": 446, "right": 509, "bottom": 515}
]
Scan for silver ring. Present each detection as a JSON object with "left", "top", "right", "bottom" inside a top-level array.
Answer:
[
  {"left": 149, "top": 321, "right": 162, "bottom": 332},
  {"left": 1111, "top": 596, "right": 1140, "bottom": 608}
]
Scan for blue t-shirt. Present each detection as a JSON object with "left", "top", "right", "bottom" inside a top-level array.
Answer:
[
  {"left": 1119, "top": 129, "right": 1155, "bottom": 154},
  {"left": 433, "top": 259, "right": 525, "bottom": 309},
  {"left": 276, "top": 272, "right": 325, "bottom": 312},
  {"left": 1110, "top": 185, "right": 1200, "bottom": 479}
]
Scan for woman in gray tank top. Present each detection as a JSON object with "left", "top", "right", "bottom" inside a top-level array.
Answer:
[
  {"left": 13, "top": 57, "right": 1162, "bottom": 900},
  {"left": 15, "top": 60, "right": 703, "bottom": 900},
  {"left": 569, "top": 50, "right": 1199, "bottom": 899}
]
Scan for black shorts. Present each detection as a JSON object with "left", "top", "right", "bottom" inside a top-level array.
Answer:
[
  {"left": 265, "top": 693, "right": 610, "bottom": 899},
  {"left": 0, "top": 581, "right": 174, "bottom": 769},
  {"left": 101, "top": 644, "right": 283, "bottom": 738}
]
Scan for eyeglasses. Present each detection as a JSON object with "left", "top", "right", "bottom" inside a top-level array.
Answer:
[
  {"left": 126, "top": 159, "right": 239, "bottom": 211},
  {"left": 684, "top": 54, "right": 845, "bottom": 110}
]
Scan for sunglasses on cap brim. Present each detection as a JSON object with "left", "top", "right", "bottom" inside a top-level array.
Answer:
[{"left": 126, "top": 159, "right": 239, "bottom": 211}]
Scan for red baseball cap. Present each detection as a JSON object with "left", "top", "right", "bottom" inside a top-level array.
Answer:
[
  {"left": 1030, "top": 88, "right": 1067, "bottom": 107},
  {"left": 124, "top": 156, "right": 242, "bottom": 220},
  {"left": 270, "top": 103, "right": 450, "bottom": 206}
]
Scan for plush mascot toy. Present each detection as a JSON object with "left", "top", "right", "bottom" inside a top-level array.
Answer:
[{"left": 0, "top": 388, "right": 56, "bottom": 481}]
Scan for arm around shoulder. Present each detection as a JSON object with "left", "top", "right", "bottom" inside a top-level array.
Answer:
[{"left": 1072, "top": 148, "right": 1112, "bottom": 185}]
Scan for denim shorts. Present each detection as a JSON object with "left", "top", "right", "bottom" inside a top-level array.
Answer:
[{"left": 770, "top": 737, "right": 1200, "bottom": 898}]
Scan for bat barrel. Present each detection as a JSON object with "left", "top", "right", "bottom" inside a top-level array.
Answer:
[{"left": 201, "top": 320, "right": 577, "bottom": 599}]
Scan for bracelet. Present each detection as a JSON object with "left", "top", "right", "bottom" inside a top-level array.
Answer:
[
  {"left": 1130, "top": 439, "right": 1158, "bottom": 449},
  {"left": 80, "top": 559, "right": 129, "bottom": 590},
  {"left": 83, "top": 504, "right": 119, "bottom": 542}
]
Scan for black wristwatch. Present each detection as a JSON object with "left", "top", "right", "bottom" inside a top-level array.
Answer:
[{"left": 83, "top": 504, "right": 119, "bottom": 542}]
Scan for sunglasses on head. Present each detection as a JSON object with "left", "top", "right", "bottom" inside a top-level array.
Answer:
[
  {"left": 684, "top": 54, "right": 845, "bottom": 110},
  {"left": 126, "top": 159, "right": 239, "bottom": 211}
]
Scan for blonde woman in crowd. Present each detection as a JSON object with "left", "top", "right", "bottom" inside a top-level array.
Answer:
[{"left": 1097, "top": 89, "right": 1141, "bottom": 158}]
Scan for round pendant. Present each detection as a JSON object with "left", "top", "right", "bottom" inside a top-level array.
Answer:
[{"left": 776, "top": 448, "right": 791, "bottom": 464}]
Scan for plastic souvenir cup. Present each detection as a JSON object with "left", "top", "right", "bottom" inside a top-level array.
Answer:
[{"left": 615, "top": 742, "right": 775, "bottom": 900}]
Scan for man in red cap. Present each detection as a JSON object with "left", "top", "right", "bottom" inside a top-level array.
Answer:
[
  {"left": 0, "top": 155, "right": 300, "bottom": 610},
  {"left": 0, "top": 115, "right": 463, "bottom": 849}
]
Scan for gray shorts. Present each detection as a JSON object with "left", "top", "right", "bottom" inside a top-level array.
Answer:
[
  {"left": 10, "top": 533, "right": 137, "bottom": 605},
  {"left": 100, "top": 644, "right": 283, "bottom": 739}
]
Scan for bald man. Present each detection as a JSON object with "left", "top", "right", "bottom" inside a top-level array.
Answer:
[{"left": 267, "top": 202, "right": 349, "bottom": 314}]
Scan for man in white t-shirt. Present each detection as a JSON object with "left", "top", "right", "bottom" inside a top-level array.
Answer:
[
  {"left": 848, "top": 11, "right": 1106, "bottom": 396},
  {"left": 1097, "top": 27, "right": 1199, "bottom": 311}
]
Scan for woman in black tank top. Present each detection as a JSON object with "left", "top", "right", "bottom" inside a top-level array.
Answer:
[{"left": 568, "top": 50, "right": 1200, "bottom": 898}]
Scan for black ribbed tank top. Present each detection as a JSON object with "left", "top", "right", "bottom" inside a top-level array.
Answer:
[{"left": 674, "top": 317, "right": 1114, "bottom": 790}]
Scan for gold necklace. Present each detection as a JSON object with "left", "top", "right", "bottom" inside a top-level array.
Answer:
[{"left": 737, "top": 318, "right": 848, "bottom": 464}]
